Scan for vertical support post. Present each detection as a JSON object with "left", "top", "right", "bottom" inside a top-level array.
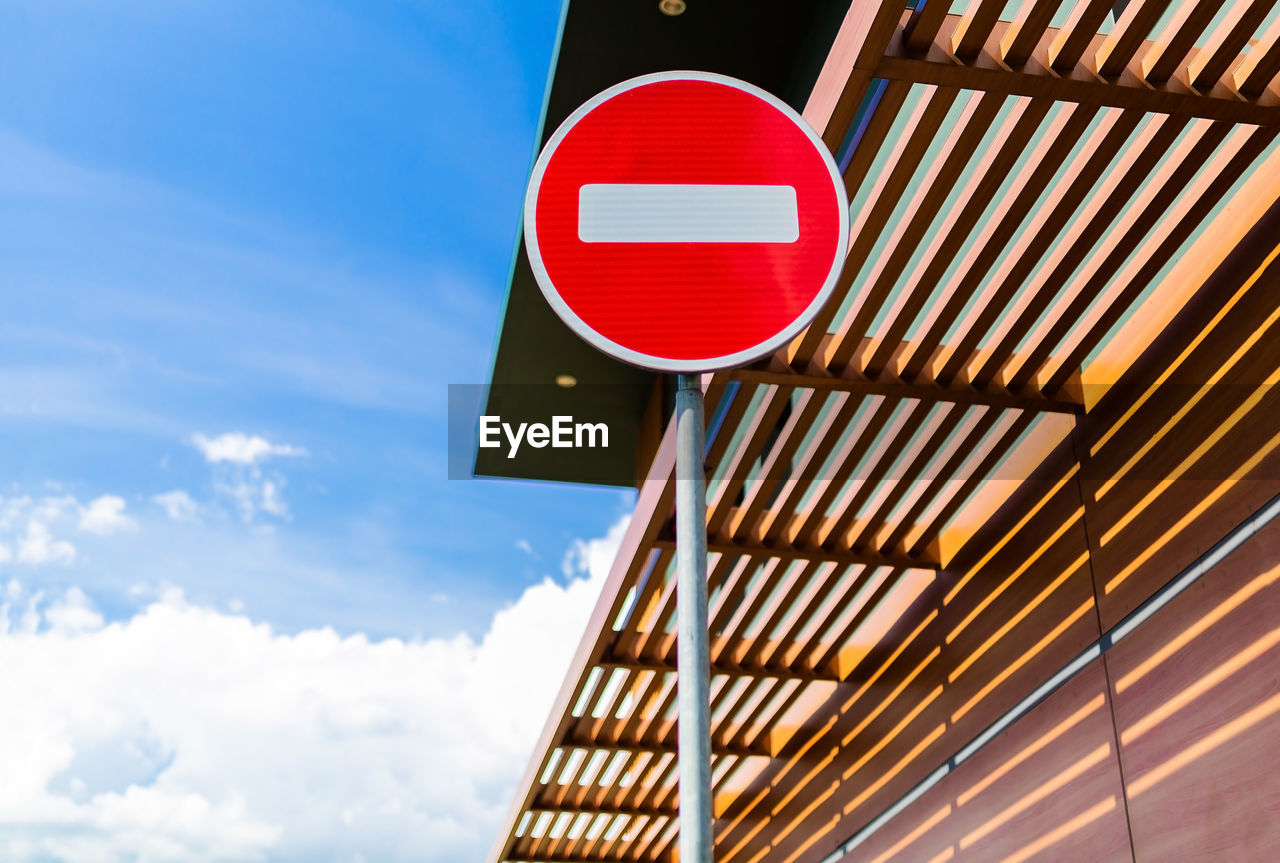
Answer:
[{"left": 675, "top": 372, "right": 712, "bottom": 863}]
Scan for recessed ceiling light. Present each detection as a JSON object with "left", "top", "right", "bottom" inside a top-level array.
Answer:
[
  {"left": 555, "top": 374, "right": 578, "bottom": 388},
  {"left": 659, "top": 0, "right": 686, "bottom": 16}
]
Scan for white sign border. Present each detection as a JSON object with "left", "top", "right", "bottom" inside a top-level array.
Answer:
[{"left": 523, "top": 70, "right": 850, "bottom": 374}]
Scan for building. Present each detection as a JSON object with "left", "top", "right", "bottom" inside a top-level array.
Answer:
[{"left": 479, "top": 1, "right": 1280, "bottom": 860}]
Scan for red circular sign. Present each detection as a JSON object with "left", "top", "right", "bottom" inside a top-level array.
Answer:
[{"left": 524, "top": 71, "right": 849, "bottom": 373}]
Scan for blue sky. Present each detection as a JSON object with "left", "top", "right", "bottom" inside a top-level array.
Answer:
[
  {"left": 0, "top": 5, "right": 639, "bottom": 859},
  {"left": 0, "top": 0, "right": 634, "bottom": 639}
]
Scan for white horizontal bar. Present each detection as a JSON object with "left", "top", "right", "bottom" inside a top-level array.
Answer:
[{"left": 577, "top": 183, "right": 799, "bottom": 243}]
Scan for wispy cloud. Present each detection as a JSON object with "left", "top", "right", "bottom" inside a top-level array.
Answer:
[
  {"left": 185, "top": 434, "right": 305, "bottom": 524},
  {"left": 0, "top": 497, "right": 81, "bottom": 565},
  {"left": 191, "top": 432, "right": 305, "bottom": 466},
  {"left": 153, "top": 490, "right": 200, "bottom": 524},
  {"left": 16, "top": 519, "right": 77, "bottom": 565}
]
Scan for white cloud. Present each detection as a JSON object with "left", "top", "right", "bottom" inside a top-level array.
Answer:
[
  {"left": 0, "top": 494, "right": 136, "bottom": 567},
  {"left": 185, "top": 435, "right": 302, "bottom": 524},
  {"left": 215, "top": 469, "right": 292, "bottom": 524},
  {"left": 0, "top": 515, "right": 628, "bottom": 863},
  {"left": 191, "top": 433, "right": 305, "bottom": 466},
  {"left": 153, "top": 490, "right": 200, "bottom": 524},
  {"left": 43, "top": 587, "right": 105, "bottom": 635},
  {"left": 78, "top": 495, "right": 137, "bottom": 536},
  {"left": 17, "top": 519, "right": 76, "bottom": 565}
]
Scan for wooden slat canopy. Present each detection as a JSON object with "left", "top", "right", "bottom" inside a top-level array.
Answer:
[{"left": 488, "top": 0, "right": 1280, "bottom": 860}]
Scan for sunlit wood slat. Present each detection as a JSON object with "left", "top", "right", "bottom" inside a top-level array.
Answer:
[
  {"left": 1001, "top": 0, "right": 1066, "bottom": 66},
  {"left": 896, "top": 102, "right": 1100, "bottom": 381},
  {"left": 1233, "top": 14, "right": 1280, "bottom": 95},
  {"left": 932, "top": 110, "right": 1146, "bottom": 384},
  {"left": 827, "top": 90, "right": 1009, "bottom": 372},
  {"left": 953, "top": 0, "right": 1012, "bottom": 58},
  {"left": 1096, "top": 0, "right": 1176, "bottom": 76},
  {"left": 793, "top": 85, "right": 962, "bottom": 368},
  {"left": 1187, "top": 0, "right": 1276, "bottom": 89},
  {"left": 1141, "top": 0, "right": 1233, "bottom": 83},
  {"left": 1051, "top": 0, "right": 1131, "bottom": 69},
  {"left": 968, "top": 113, "right": 1195, "bottom": 387},
  {"left": 1042, "top": 124, "right": 1280, "bottom": 391},
  {"left": 860, "top": 97, "right": 1056, "bottom": 377}
]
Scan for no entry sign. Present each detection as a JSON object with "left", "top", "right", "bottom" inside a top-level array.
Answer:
[{"left": 524, "top": 71, "right": 849, "bottom": 373}]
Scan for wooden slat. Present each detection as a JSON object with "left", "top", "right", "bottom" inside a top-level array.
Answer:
[
  {"left": 527, "top": 803, "right": 677, "bottom": 819},
  {"left": 859, "top": 98, "right": 1056, "bottom": 378},
  {"left": 844, "top": 405, "right": 969, "bottom": 551},
  {"left": 828, "top": 90, "right": 1010, "bottom": 371},
  {"left": 1050, "top": 0, "right": 1123, "bottom": 69},
  {"left": 905, "top": 0, "right": 956, "bottom": 53},
  {"left": 1141, "top": 0, "right": 1232, "bottom": 83},
  {"left": 728, "top": 388, "right": 827, "bottom": 537},
  {"left": 809, "top": 568, "right": 913, "bottom": 672},
  {"left": 804, "top": 0, "right": 913, "bottom": 148},
  {"left": 756, "top": 393, "right": 861, "bottom": 545},
  {"left": 790, "top": 82, "right": 913, "bottom": 368},
  {"left": 708, "top": 555, "right": 776, "bottom": 640},
  {"left": 952, "top": 0, "right": 1011, "bottom": 59},
  {"left": 1187, "top": 0, "right": 1276, "bottom": 89},
  {"left": 896, "top": 101, "right": 1100, "bottom": 382},
  {"left": 1095, "top": 0, "right": 1175, "bottom": 76},
  {"left": 819, "top": 402, "right": 937, "bottom": 547},
  {"left": 1233, "top": 14, "right": 1280, "bottom": 95},
  {"left": 879, "top": 407, "right": 1003, "bottom": 551},
  {"left": 967, "top": 113, "right": 1193, "bottom": 387},
  {"left": 1041, "top": 123, "right": 1278, "bottom": 392},
  {"left": 932, "top": 109, "right": 1145, "bottom": 384},
  {"left": 609, "top": 548, "right": 672, "bottom": 659},
  {"left": 706, "top": 386, "right": 792, "bottom": 538},
  {"left": 793, "top": 85, "right": 963, "bottom": 369},
  {"left": 727, "top": 562, "right": 844, "bottom": 671},
  {"left": 1001, "top": 0, "right": 1065, "bottom": 66},
  {"left": 704, "top": 381, "right": 758, "bottom": 471},
  {"left": 785, "top": 397, "right": 902, "bottom": 544},
  {"left": 999, "top": 117, "right": 1228, "bottom": 390},
  {"left": 907, "top": 411, "right": 1037, "bottom": 556}
]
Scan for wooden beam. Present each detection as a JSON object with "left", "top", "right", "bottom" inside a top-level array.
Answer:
[
  {"left": 559, "top": 732, "right": 770, "bottom": 759},
  {"left": 526, "top": 803, "right": 676, "bottom": 819},
  {"left": 730, "top": 362, "right": 1083, "bottom": 414},
  {"left": 597, "top": 651, "right": 846, "bottom": 683},
  {"left": 653, "top": 534, "right": 940, "bottom": 571},
  {"left": 875, "top": 13, "right": 1280, "bottom": 126}
]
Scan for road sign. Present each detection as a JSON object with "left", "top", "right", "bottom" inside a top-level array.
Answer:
[{"left": 524, "top": 70, "right": 849, "bottom": 373}]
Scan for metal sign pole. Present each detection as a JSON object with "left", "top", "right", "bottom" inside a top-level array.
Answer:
[{"left": 675, "top": 372, "right": 712, "bottom": 863}]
